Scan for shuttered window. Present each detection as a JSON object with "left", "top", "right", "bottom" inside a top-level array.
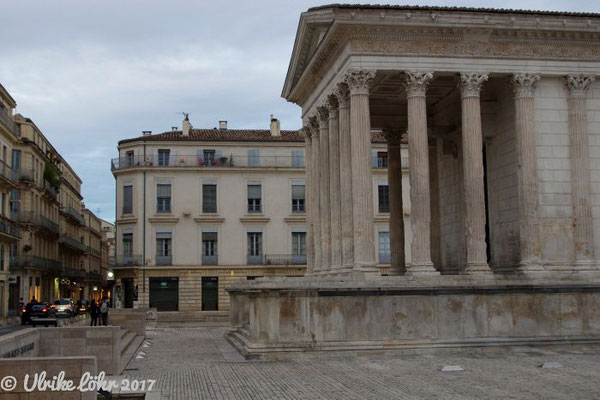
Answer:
[
  {"left": 157, "top": 184, "right": 171, "bottom": 213},
  {"left": 123, "top": 185, "right": 133, "bottom": 214},
  {"left": 247, "top": 184, "right": 261, "bottom": 212},
  {"left": 202, "top": 184, "right": 217, "bottom": 213},
  {"left": 291, "top": 184, "right": 305, "bottom": 212},
  {"left": 378, "top": 184, "right": 389, "bottom": 213},
  {"left": 248, "top": 150, "right": 260, "bottom": 167},
  {"left": 291, "top": 150, "right": 304, "bottom": 167}
]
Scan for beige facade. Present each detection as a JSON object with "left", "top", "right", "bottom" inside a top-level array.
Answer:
[{"left": 111, "top": 119, "right": 404, "bottom": 312}]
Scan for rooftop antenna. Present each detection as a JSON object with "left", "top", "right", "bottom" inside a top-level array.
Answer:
[{"left": 180, "top": 112, "right": 190, "bottom": 121}]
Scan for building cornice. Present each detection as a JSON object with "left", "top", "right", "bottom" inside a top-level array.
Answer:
[{"left": 148, "top": 216, "right": 180, "bottom": 223}]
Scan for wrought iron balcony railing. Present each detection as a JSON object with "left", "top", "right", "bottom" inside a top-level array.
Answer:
[
  {"left": 156, "top": 255, "right": 172, "bottom": 266},
  {"left": 86, "top": 271, "right": 104, "bottom": 281},
  {"left": 263, "top": 254, "right": 307, "bottom": 265},
  {"left": 59, "top": 234, "right": 87, "bottom": 253},
  {"left": 18, "top": 211, "right": 60, "bottom": 234},
  {"left": 0, "top": 109, "right": 19, "bottom": 137},
  {"left": 87, "top": 246, "right": 102, "bottom": 257},
  {"left": 63, "top": 267, "right": 86, "bottom": 278},
  {"left": 111, "top": 154, "right": 306, "bottom": 170},
  {"left": 0, "top": 160, "right": 19, "bottom": 185},
  {"left": 0, "top": 216, "right": 21, "bottom": 239},
  {"left": 10, "top": 255, "right": 62, "bottom": 272},
  {"left": 43, "top": 180, "right": 59, "bottom": 199},
  {"left": 202, "top": 255, "right": 218, "bottom": 265},
  {"left": 111, "top": 254, "right": 143, "bottom": 267},
  {"left": 63, "top": 206, "right": 86, "bottom": 226}
]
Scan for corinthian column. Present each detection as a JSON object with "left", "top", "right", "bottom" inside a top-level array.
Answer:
[
  {"left": 302, "top": 125, "right": 315, "bottom": 275},
  {"left": 566, "top": 74, "right": 596, "bottom": 268},
  {"left": 382, "top": 129, "right": 406, "bottom": 275},
  {"left": 317, "top": 106, "right": 332, "bottom": 272},
  {"left": 403, "top": 71, "right": 439, "bottom": 276},
  {"left": 345, "top": 70, "right": 378, "bottom": 274},
  {"left": 512, "top": 73, "right": 543, "bottom": 272},
  {"left": 459, "top": 72, "right": 493, "bottom": 274},
  {"left": 327, "top": 94, "right": 343, "bottom": 271},
  {"left": 309, "top": 116, "right": 322, "bottom": 273},
  {"left": 336, "top": 82, "right": 354, "bottom": 272}
]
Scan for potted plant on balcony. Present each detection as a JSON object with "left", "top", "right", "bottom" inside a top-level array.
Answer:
[{"left": 178, "top": 156, "right": 186, "bottom": 165}]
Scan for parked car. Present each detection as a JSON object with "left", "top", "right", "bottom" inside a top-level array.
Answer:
[
  {"left": 21, "top": 302, "right": 53, "bottom": 325},
  {"left": 77, "top": 300, "right": 90, "bottom": 314},
  {"left": 51, "top": 298, "right": 75, "bottom": 318}
]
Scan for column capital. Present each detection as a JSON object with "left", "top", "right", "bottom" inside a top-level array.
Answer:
[
  {"left": 316, "top": 106, "right": 329, "bottom": 124},
  {"left": 566, "top": 74, "right": 596, "bottom": 98},
  {"left": 336, "top": 82, "right": 350, "bottom": 109},
  {"left": 326, "top": 94, "right": 339, "bottom": 116},
  {"left": 301, "top": 125, "right": 312, "bottom": 142},
  {"left": 344, "top": 70, "right": 375, "bottom": 95},
  {"left": 459, "top": 72, "right": 488, "bottom": 98},
  {"left": 382, "top": 128, "right": 404, "bottom": 146},
  {"left": 308, "top": 115, "right": 320, "bottom": 138},
  {"left": 512, "top": 73, "right": 541, "bottom": 98},
  {"left": 403, "top": 71, "right": 434, "bottom": 98}
]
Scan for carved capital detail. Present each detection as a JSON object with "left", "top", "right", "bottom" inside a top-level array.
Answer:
[
  {"left": 344, "top": 70, "right": 375, "bottom": 95},
  {"left": 326, "top": 93, "right": 339, "bottom": 115},
  {"left": 316, "top": 106, "right": 329, "bottom": 124},
  {"left": 512, "top": 73, "right": 541, "bottom": 98},
  {"left": 459, "top": 72, "right": 489, "bottom": 97},
  {"left": 382, "top": 129, "right": 403, "bottom": 146},
  {"left": 335, "top": 82, "right": 350, "bottom": 108},
  {"left": 566, "top": 74, "right": 595, "bottom": 98},
  {"left": 403, "top": 71, "right": 434, "bottom": 97},
  {"left": 301, "top": 125, "right": 312, "bottom": 142},
  {"left": 308, "top": 115, "right": 320, "bottom": 138}
]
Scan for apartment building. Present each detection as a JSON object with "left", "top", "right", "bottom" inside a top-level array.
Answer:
[
  {"left": 0, "top": 85, "right": 21, "bottom": 324},
  {"left": 111, "top": 117, "right": 407, "bottom": 313},
  {"left": 82, "top": 209, "right": 105, "bottom": 300}
]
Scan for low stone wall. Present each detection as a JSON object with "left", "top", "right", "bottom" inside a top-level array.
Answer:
[
  {"left": 108, "top": 309, "right": 151, "bottom": 336},
  {"left": 0, "top": 328, "right": 39, "bottom": 359},
  {"left": 226, "top": 275, "right": 600, "bottom": 359},
  {"left": 0, "top": 356, "right": 96, "bottom": 400}
]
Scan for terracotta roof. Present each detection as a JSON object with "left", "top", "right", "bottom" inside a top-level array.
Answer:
[
  {"left": 308, "top": 4, "right": 600, "bottom": 17},
  {"left": 119, "top": 129, "right": 388, "bottom": 145}
]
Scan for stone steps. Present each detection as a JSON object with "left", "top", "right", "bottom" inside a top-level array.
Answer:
[
  {"left": 119, "top": 329, "right": 145, "bottom": 373},
  {"left": 225, "top": 328, "right": 255, "bottom": 360}
]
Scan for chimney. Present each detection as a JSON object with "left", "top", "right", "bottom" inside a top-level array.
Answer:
[
  {"left": 142, "top": 130, "right": 152, "bottom": 136},
  {"left": 171, "top": 126, "right": 178, "bottom": 131},
  {"left": 182, "top": 114, "right": 190, "bottom": 137},
  {"left": 270, "top": 114, "right": 280, "bottom": 137},
  {"left": 219, "top": 120, "right": 228, "bottom": 130}
]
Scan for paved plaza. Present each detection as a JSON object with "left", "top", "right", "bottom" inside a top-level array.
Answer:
[{"left": 120, "top": 324, "right": 600, "bottom": 400}]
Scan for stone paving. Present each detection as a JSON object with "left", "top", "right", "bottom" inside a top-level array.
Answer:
[{"left": 121, "top": 324, "right": 600, "bottom": 400}]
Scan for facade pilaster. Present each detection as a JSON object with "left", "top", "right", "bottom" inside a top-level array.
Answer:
[
  {"left": 345, "top": 70, "right": 378, "bottom": 274},
  {"left": 302, "top": 125, "right": 315, "bottom": 275},
  {"left": 512, "top": 73, "right": 544, "bottom": 272},
  {"left": 308, "top": 116, "right": 322, "bottom": 273},
  {"left": 336, "top": 82, "right": 354, "bottom": 272},
  {"left": 566, "top": 74, "right": 597, "bottom": 268},
  {"left": 403, "top": 71, "right": 439, "bottom": 276},
  {"left": 459, "top": 72, "right": 493, "bottom": 274},
  {"left": 327, "top": 94, "right": 343, "bottom": 271},
  {"left": 317, "top": 106, "right": 332, "bottom": 272},
  {"left": 382, "top": 129, "right": 406, "bottom": 275}
]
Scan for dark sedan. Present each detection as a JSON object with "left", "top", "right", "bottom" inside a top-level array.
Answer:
[{"left": 21, "top": 303, "right": 53, "bottom": 325}]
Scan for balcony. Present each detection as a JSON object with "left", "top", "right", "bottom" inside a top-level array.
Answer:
[
  {"left": 156, "top": 255, "right": 172, "bottom": 266},
  {"left": 263, "top": 254, "right": 307, "bottom": 265},
  {"left": 43, "top": 180, "right": 59, "bottom": 199},
  {"left": 59, "top": 234, "right": 87, "bottom": 253},
  {"left": 87, "top": 246, "right": 102, "bottom": 257},
  {"left": 63, "top": 267, "right": 85, "bottom": 279},
  {"left": 86, "top": 271, "right": 104, "bottom": 282},
  {"left": 247, "top": 255, "right": 263, "bottom": 265},
  {"left": 18, "top": 211, "right": 60, "bottom": 235},
  {"left": 202, "top": 255, "right": 218, "bottom": 265},
  {"left": 111, "top": 154, "right": 306, "bottom": 171},
  {"left": 0, "top": 108, "right": 19, "bottom": 137},
  {"left": 0, "top": 216, "right": 21, "bottom": 241},
  {"left": 63, "top": 206, "right": 86, "bottom": 226},
  {"left": 0, "top": 160, "right": 18, "bottom": 187},
  {"left": 111, "top": 254, "right": 143, "bottom": 267},
  {"left": 18, "top": 168, "right": 35, "bottom": 183},
  {"left": 10, "top": 255, "right": 62, "bottom": 273}
]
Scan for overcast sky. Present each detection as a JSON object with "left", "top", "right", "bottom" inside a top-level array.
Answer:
[{"left": 1, "top": 0, "right": 597, "bottom": 222}]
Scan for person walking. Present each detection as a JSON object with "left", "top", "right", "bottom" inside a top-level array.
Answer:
[
  {"left": 100, "top": 297, "right": 109, "bottom": 326},
  {"left": 90, "top": 300, "right": 99, "bottom": 326}
]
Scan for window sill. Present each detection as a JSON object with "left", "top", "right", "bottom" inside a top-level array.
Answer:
[
  {"left": 149, "top": 215, "right": 180, "bottom": 223},
  {"left": 240, "top": 216, "right": 270, "bottom": 224},
  {"left": 194, "top": 216, "right": 225, "bottom": 223}
]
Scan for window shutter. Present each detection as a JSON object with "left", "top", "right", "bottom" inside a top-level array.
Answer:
[
  {"left": 247, "top": 184, "right": 261, "bottom": 199},
  {"left": 371, "top": 150, "right": 377, "bottom": 167},
  {"left": 202, "top": 184, "right": 217, "bottom": 213},
  {"left": 291, "top": 184, "right": 305, "bottom": 200},
  {"left": 157, "top": 184, "right": 171, "bottom": 197}
]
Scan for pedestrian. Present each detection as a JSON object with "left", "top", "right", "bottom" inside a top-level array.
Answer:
[
  {"left": 17, "top": 297, "right": 24, "bottom": 315},
  {"left": 100, "top": 297, "right": 109, "bottom": 326},
  {"left": 90, "top": 300, "right": 99, "bottom": 326}
]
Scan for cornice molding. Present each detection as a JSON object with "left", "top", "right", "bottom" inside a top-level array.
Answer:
[
  {"left": 239, "top": 216, "right": 271, "bottom": 224},
  {"left": 148, "top": 217, "right": 180, "bottom": 223},
  {"left": 194, "top": 216, "right": 225, "bottom": 224}
]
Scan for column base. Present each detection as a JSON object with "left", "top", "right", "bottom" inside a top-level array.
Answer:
[
  {"left": 352, "top": 262, "right": 381, "bottom": 279},
  {"left": 516, "top": 261, "right": 546, "bottom": 274},
  {"left": 572, "top": 260, "right": 600, "bottom": 271},
  {"left": 465, "top": 262, "right": 493, "bottom": 275},
  {"left": 389, "top": 266, "right": 407, "bottom": 276},
  {"left": 406, "top": 262, "right": 440, "bottom": 276}
]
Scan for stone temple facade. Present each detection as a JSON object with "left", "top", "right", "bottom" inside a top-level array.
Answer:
[{"left": 226, "top": 5, "right": 600, "bottom": 359}]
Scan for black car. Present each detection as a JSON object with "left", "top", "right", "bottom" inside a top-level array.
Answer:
[{"left": 21, "top": 302, "right": 53, "bottom": 325}]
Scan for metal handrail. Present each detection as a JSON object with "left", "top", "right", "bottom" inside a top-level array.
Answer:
[
  {"left": 10, "top": 255, "right": 62, "bottom": 272},
  {"left": 64, "top": 206, "right": 86, "bottom": 226},
  {"left": 18, "top": 211, "right": 60, "bottom": 234},
  {"left": 59, "top": 234, "right": 87, "bottom": 252},
  {"left": 0, "top": 216, "right": 21, "bottom": 238},
  {"left": 111, "top": 154, "right": 306, "bottom": 170},
  {"left": 0, "top": 160, "right": 18, "bottom": 184},
  {"left": 111, "top": 254, "right": 143, "bottom": 267},
  {"left": 0, "top": 109, "right": 19, "bottom": 136},
  {"left": 43, "top": 180, "right": 59, "bottom": 198},
  {"left": 263, "top": 254, "right": 307, "bottom": 265}
]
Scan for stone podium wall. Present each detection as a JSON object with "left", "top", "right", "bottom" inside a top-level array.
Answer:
[{"left": 109, "top": 308, "right": 150, "bottom": 336}]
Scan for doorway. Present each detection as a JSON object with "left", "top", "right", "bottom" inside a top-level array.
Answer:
[{"left": 201, "top": 277, "right": 218, "bottom": 311}]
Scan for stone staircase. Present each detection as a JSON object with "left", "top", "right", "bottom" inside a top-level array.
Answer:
[
  {"left": 225, "top": 325, "right": 255, "bottom": 360},
  {"left": 120, "top": 328, "right": 145, "bottom": 372}
]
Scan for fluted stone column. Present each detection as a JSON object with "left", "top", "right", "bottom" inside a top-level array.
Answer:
[
  {"left": 403, "top": 71, "right": 439, "bottom": 276},
  {"left": 317, "top": 106, "right": 332, "bottom": 273},
  {"left": 345, "top": 70, "right": 378, "bottom": 274},
  {"left": 309, "top": 116, "right": 322, "bottom": 273},
  {"left": 566, "top": 74, "right": 596, "bottom": 268},
  {"left": 336, "top": 82, "right": 354, "bottom": 272},
  {"left": 459, "top": 72, "right": 493, "bottom": 274},
  {"left": 383, "top": 129, "right": 406, "bottom": 275},
  {"left": 303, "top": 126, "right": 315, "bottom": 275},
  {"left": 512, "top": 73, "right": 543, "bottom": 272},
  {"left": 327, "top": 94, "right": 343, "bottom": 271}
]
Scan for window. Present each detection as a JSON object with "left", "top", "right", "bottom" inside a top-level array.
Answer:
[
  {"left": 292, "top": 232, "right": 306, "bottom": 256},
  {"left": 247, "top": 232, "right": 262, "bottom": 264},
  {"left": 378, "top": 184, "right": 389, "bottom": 213},
  {"left": 11, "top": 149, "right": 20, "bottom": 171},
  {"left": 203, "top": 150, "right": 216, "bottom": 166},
  {"left": 158, "top": 149, "right": 170, "bottom": 166},
  {"left": 157, "top": 184, "right": 171, "bottom": 213},
  {"left": 0, "top": 245, "right": 4, "bottom": 271},
  {"left": 202, "top": 232, "right": 217, "bottom": 265},
  {"left": 377, "top": 152, "right": 388, "bottom": 168},
  {"left": 291, "top": 184, "right": 305, "bottom": 213},
  {"left": 123, "top": 185, "right": 133, "bottom": 214},
  {"left": 122, "top": 233, "right": 133, "bottom": 257},
  {"left": 248, "top": 150, "right": 260, "bottom": 167},
  {"left": 291, "top": 150, "right": 304, "bottom": 168},
  {"left": 125, "top": 151, "right": 134, "bottom": 167},
  {"left": 247, "top": 183, "right": 261, "bottom": 213},
  {"left": 10, "top": 189, "right": 19, "bottom": 221},
  {"left": 202, "top": 183, "right": 217, "bottom": 213},
  {"left": 156, "top": 232, "right": 172, "bottom": 265},
  {"left": 378, "top": 231, "right": 390, "bottom": 264}
]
